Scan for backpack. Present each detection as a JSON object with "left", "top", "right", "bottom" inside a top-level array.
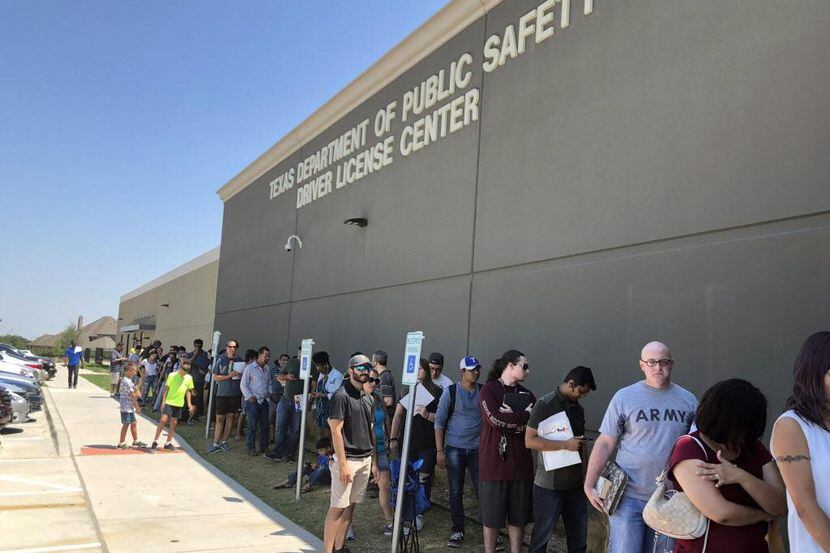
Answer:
[{"left": 447, "top": 382, "right": 482, "bottom": 422}]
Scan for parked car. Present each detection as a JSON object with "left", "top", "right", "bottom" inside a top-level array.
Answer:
[
  {"left": 0, "top": 374, "right": 42, "bottom": 412},
  {"left": 0, "top": 359, "right": 42, "bottom": 383},
  {"left": 0, "top": 344, "right": 56, "bottom": 380},
  {"left": 8, "top": 391, "right": 30, "bottom": 423},
  {"left": 0, "top": 385, "right": 12, "bottom": 430}
]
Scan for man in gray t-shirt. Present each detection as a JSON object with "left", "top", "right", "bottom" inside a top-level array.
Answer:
[
  {"left": 207, "top": 340, "right": 243, "bottom": 454},
  {"left": 584, "top": 341, "right": 698, "bottom": 553}
]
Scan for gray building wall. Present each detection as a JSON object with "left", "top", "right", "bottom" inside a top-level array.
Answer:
[{"left": 215, "top": 0, "right": 830, "bottom": 430}]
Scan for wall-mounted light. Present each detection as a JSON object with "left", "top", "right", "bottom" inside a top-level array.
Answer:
[
  {"left": 284, "top": 234, "right": 303, "bottom": 252},
  {"left": 344, "top": 217, "right": 368, "bottom": 228},
  {"left": 160, "top": 304, "right": 170, "bottom": 308}
]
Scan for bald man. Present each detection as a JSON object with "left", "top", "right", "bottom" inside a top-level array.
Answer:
[
  {"left": 324, "top": 354, "right": 378, "bottom": 553},
  {"left": 583, "top": 341, "right": 698, "bottom": 553}
]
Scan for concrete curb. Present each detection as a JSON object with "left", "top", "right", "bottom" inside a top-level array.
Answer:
[
  {"left": 138, "top": 410, "right": 323, "bottom": 551},
  {"left": 43, "top": 384, "right": 71, "bottom": 457}
]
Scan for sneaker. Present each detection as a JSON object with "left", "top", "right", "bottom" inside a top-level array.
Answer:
[
  {"left": 346, "top": 525, "right": 355, "bottom": 541},
  {"left": 447, "top": 531, "right": 464, "bottom": 548},
  {"left": 334, "top": 548, "right": 351, "bottom": 553},
  {"left": 163, "top": 443, "right": 175, "bottom": 451},
  {"left": 132, "top": 441, "right": 147, "bottom": 448},
  {"left": 247, "top": 449, "right": 260, "bottom": 456},
  {"left": 495, "top": 535, "right": 506, "bottom": 551},
  {"left": 220, "top": 441, "right": 231, "bottom": 452},
  {"left": 150, "top": 441, "right": 158, "bottom": 453},
  {"left": 186, "top": 419, "right": 195, "bottom": 426},
  {"left": 264, "top": 452, "right": 283, "bottom": 462},
  {"left": 116, "top": 443, "right": 128, "bottom": 449},
  {"left": 415, "top": 514, "right": 424, "bottom": 531},
  {"left": 383, "top": 523, "right": 393, "bottom": 537},
  {"left": 207, "top": 443, "right": 223, "bottom": 454}
]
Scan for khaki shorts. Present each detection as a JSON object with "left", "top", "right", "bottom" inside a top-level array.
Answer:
[
  {"left": 110, "top": 372, "right": 122, "bottom": 385},
  {"left": 329, "top": 456, "right": 372, "bottom": 508}
]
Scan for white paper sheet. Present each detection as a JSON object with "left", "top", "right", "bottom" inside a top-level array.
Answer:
[
  {"left": 537, "top": 410, "right": 581, "bottom": 471},
  {"left": 232, "top": 361, "right": 246, "bottom": 380},
  {"left": 399, "top": 384, "right": 436, "bottom": 411}
]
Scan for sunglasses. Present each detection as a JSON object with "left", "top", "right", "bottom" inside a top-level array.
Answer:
[
  {"left": 366, "top": 377, "right": 380, "bottom": 384},
  {"left": 514, "top": 362, "right": 530, "bottom": 371},
  {"left": 351, "top": 363, "right": 372, "bottom": 372}
]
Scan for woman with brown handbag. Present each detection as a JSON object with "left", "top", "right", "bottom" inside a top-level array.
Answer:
[{"left": 667, "top": 379, "right": 787, "bottom": 552}]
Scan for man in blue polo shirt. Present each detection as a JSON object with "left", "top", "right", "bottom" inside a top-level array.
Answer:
[
  {"left": 434, "top": 355, "right": 483, "bottom": 548},
  {"left": 65, "top": 340, "right": 84, "bottom": 389}
]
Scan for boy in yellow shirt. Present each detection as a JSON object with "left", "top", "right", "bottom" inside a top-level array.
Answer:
[{"left": 151, "top": 361, "right": 195, "bottom": 452}]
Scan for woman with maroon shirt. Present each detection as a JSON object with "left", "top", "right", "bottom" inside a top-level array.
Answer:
[
  {"left": 478, "top": 349, "right": 536, "bottom": 553},
  {"left": 667, "top": 379, "right": 786, "bottom": 552}
]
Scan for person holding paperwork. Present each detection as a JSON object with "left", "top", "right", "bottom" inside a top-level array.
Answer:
[
  {"left": 583, "top": 341, "right": 698, "bottom": 553},
  {"left": 478, "top": 349, "right": 537, "bottom": 553},
  {"left": 526, "top": 366, "right": 596, "bottom": 553}
]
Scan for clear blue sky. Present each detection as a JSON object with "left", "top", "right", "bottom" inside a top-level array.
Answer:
[{"left": 0, "top": 1, "right": 447, "bottom": 339}]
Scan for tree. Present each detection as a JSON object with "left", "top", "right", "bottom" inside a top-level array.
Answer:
[
  {"left": 0, "top": 334, "right": 30, "bottom": 350},
  {"left": 55, "top": 323, "right": 81, "bottom": 354}
]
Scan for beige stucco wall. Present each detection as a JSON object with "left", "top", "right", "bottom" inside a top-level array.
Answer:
[{"left": 118, "top": 249, "right": 218, "bottom": 350}]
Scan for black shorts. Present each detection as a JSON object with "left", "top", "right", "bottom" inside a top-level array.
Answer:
[
  {"left": 162, "top": 405, "right": 183, "bottom": 419},
  {"left": 215, "top": 396, "right": 242, "bottom": 416},
  {"left": 479, "top": 480, "right": 533, "bottom": 528}
]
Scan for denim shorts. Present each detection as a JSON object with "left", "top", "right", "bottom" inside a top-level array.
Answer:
[
  {"left": 376, "top": 449, "right": 390, "bottom": 472},
  {"left": 120, "top": 411, "right": 136, "bottom": 424}
]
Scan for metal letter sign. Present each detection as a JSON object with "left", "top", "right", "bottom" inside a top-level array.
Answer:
[
  {"left": 299, "top": 338, "right": 314, "bottom": 379},
  {"left": 401, "top": 331, "right": 424, "bottom": 385}
]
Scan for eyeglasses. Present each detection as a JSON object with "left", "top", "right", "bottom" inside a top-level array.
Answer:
[
  {"left": 351, "top": 363, "right": 372, "bottom": 372},
  {"left": 641, "top": 359, "right": 673, "bottom": 367}
]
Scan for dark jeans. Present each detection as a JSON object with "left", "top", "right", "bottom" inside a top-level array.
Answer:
[
  {"left": 192, "top": 381, "right": 205, "bottom": 418},
  {"left": 244, "top": 399, "right": 270, "bottom": 452},
  {"left": 271, "top": 396, "right": 300, "bottom": 459},
  {"left": 445, "top": 445, "right": 480, "bottom": 532},
  {"left": 529, "top": 485, "right": 587, "bottom": 553},
  {"left": 413, "top": 447, "right": 437, "bottom": 503},
  {"left": 67, "top": 365, "right": 79, "bottom": 387}
]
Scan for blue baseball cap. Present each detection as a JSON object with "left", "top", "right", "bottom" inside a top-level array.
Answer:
[{"left": 460, "top": 356, "right": 481, "bottom": 371}]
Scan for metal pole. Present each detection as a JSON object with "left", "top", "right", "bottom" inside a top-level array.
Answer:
[
  {"left": 205, "top": 331, "right": 221, "bottom": 439},
  {"left": 391, "top": 382, "right": 418, "bottom": 553},
  {"left": 295, "top": 375, "right": 310, "bottom": 501}
]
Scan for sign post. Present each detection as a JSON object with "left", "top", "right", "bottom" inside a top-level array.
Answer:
[
  {"left": 391, "top": 331, "right": 424, "bottom": 553},
  {"left": 204, "top": 330, "right": 221, "bottom": 439},
  {"left": 296, "top": 338, "right": 314, "bottom": 501}
]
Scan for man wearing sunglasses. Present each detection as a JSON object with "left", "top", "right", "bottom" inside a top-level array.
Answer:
[
  {"left": 207, "top": 340, "right": 243, "bottom": 454},
  {"left": 324, "top": 354, "right": 378, "bottom": 553},
  {"left": 584, "top": 341, "right": 698, "bottom": 553}
]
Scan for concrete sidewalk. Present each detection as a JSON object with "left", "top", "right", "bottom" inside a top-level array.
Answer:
[{"left": 34, "top": 369, "right": 322, "bottom": 553}]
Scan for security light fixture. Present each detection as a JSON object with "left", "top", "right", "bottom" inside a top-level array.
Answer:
[
  {"left": 343, "top": 217, "right": 368, "bottom": 228},
  {"left": 284, "top": 234, "right": 303, "bottom": 252}
]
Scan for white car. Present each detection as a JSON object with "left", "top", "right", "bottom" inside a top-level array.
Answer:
[
  {"left": 0, "top": 358, "right": 42, "bottom": 384},
  {"left": 9, "top": 391, "right": 31, "bottom": 423},
  {"left": 0, "top": 353, "right": 45, "bottom": 382}
]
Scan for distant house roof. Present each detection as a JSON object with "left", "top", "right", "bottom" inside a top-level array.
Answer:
[
  {"left": 78, "top": 316, "right": 117, "bottom": 348},
  {"left": 29, "top": 334, "right": 59, "bottom": 348},
  {"left": 87, "top": 336, "right": 116, "bottom": 350}
]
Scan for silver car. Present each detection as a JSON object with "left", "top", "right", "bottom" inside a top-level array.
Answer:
[{"left": 9, "top": 391, "right": 30, "bottom": 423}]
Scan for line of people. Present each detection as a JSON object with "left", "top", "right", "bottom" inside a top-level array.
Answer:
[{"left": 108, "top": 332, "right": 830, "bottom": 553}]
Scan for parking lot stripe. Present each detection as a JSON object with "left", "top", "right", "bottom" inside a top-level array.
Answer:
[
  {"left": 0, "top": 475, "right": 83, "bottom": 492},
  {"left": 0, "top": 543, "right": 101, "bottom": 553}
]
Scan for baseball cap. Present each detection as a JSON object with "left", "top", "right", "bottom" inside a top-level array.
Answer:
[
  {"left": 460, "top": 356, "right": 481, "bottom": 371},
  {"left": 428, "top": 352, "right": 444, "bottom": 366}
]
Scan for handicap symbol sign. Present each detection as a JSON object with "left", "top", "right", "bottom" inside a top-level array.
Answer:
[{"left": 406, "top": 355, "right": 416, "bottom": 373}]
